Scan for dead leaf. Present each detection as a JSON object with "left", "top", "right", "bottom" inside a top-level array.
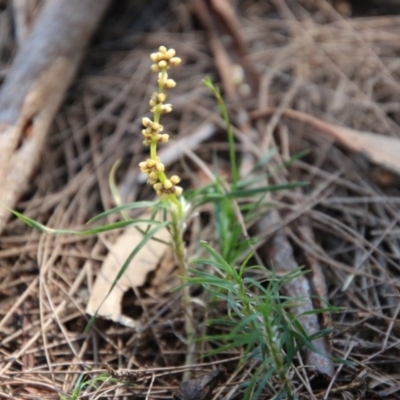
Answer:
[
  {"left": 145, "top": 247, "right": 177, "bottom": 296},
  {"left": 86, "top": 215, "right": 171, "bottom": 328}
]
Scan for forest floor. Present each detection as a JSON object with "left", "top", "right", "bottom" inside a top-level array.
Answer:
[{"left": 1, "top": 0, "right": 400, "bottom": 399}]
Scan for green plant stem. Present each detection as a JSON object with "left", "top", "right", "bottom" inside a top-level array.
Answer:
[
  {"left": 171, "top": 210, "right": 195, "bottom": 382},
  {"left": 265, "top": 319, "right": 293, "bottom": 399}
]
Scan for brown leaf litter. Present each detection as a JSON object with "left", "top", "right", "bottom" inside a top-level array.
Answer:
[{"left": 1, "top": 0, "right": 400, "bottom": 399}]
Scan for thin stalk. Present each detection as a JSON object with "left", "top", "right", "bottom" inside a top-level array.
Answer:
[{"left": 170, "top": 211, "right": 195, "bottom": 382}]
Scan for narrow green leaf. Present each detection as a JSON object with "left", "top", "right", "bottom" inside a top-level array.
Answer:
[
  {"left": 87, "top": 201, "right": 158, "bottom": 224},
  {"left": 204, "top": 77, "right": 239, "bottom": 189}
]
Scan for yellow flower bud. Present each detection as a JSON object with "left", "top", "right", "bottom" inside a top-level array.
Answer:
[
  {"left": 148, "top": 178, "right": 157, "bottom": 185},
  {"left": 166, "top": 48, "right": 176, "bottom": 59},
  {"left": 152, "top": 122, "right": 161, "bottom": 131},
  {"left": 170, "top": 175, "right": 181, "bottom": 184},
  {"left": 158, "top": 133, "right": 169, "bottom": 143},
  {"left": 161, "top": 104, "right": 172, "bottom": 113},
  {"left": 149, "top": 171, "right": 158, "bottom": 180},
  {"left": 143, "top": 47, "right": 183, "bottom": 197},
  {"left": 142, "top": 117, "right": 152, "bottom": 127},
  {"left": 174, "top": 186, "right": 183, "bottom": 196},
  {"left": 146, "top": 159, "right": 156, "bottom": 168},
  {"left": 165, "top": 79, "right": 176, "bottom": 88},
  {"left": 170, "top": 57, "right": 181, "bottom": 67},
  {"left": 163, "top": 180, "right": 173, "bottom": 189},
  {"left": 155, "top": 162, "right": 165, "bottom": 172},
  {"left": 158, "top": 93, "right": 167, "bottom": 102}
]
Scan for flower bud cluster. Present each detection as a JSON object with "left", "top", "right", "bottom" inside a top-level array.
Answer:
[
  {"left": 150, "top": 46, "right": 182, "bottom": 72},
  {"left": 153, "top": 175, "right": 183, "bottom": 197},
  {"left": 139, "top": 46, "right": 183, "bottom": 197},
  {"left": 141, "top": 117, "right": 169, "bottom": 146},
  {"left": 139, "top": 157, "right": 165, "bottom": 184}
]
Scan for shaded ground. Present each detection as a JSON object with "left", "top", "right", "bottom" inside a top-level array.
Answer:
[{"left": 1, "top": 0, "right": 400, "bottom": 398}]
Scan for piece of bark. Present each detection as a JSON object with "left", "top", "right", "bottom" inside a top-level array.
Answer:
[
  {"left": 257, "top": 210, "right": 334, "bottom": 378},
  {"left": 0, "top": 0, "right": 111, "bottom": 234}
]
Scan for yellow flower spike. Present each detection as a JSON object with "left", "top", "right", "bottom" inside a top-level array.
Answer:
[{"left": 140, "top": 46, "right": 183, "bottom": 199}]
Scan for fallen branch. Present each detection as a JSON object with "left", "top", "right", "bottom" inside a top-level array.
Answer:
[{"left": 0, "top": 0, "right": 111, "bottom": 233}]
